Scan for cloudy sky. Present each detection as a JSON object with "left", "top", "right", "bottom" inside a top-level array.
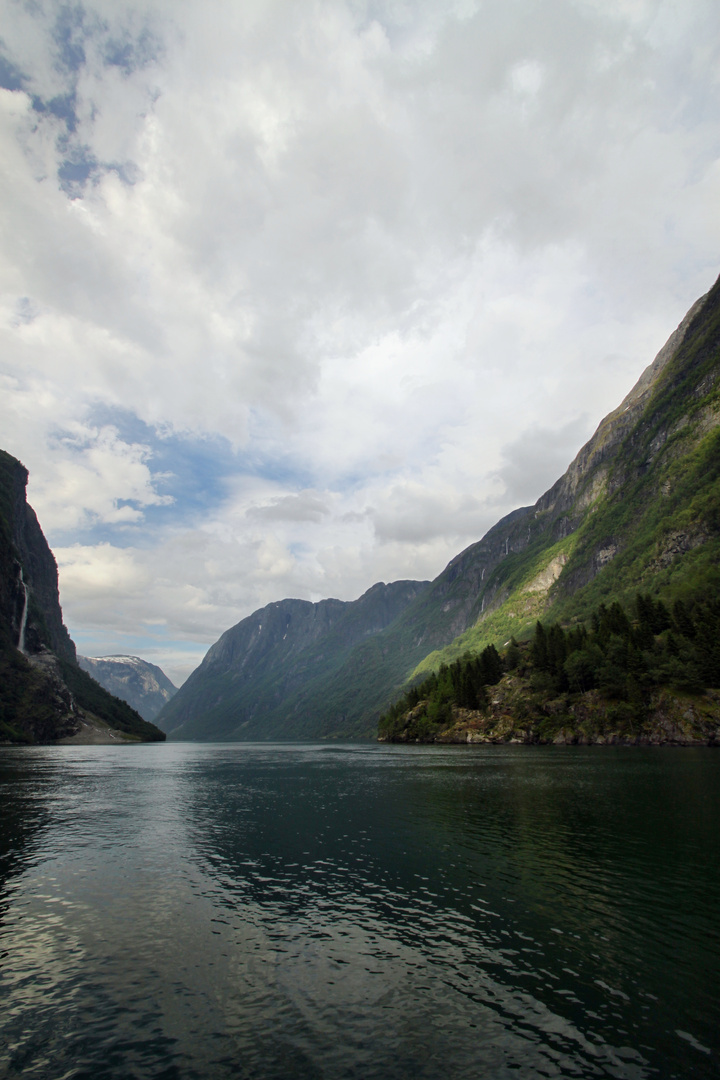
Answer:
[{"left": 1, "top": 0, "right": 719, "bottom": 684}]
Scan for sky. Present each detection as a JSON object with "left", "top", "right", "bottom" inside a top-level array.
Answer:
[{"left": 1, "top": 0, "right": 719, "bottom": 685}]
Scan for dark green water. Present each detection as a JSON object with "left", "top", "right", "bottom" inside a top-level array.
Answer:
[{"left": 0, "top": 743, "right": 717, "bottom": 1079}]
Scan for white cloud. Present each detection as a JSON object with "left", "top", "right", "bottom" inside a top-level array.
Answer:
[
  {"left": 247, "top": 491, "right": 331, "bottom": 524},
  {"left": 56, "top": 542, "right": 151, "bottom": 600},
  {"left": 0, "top": 0, "right": 718, "bottom": 679}
]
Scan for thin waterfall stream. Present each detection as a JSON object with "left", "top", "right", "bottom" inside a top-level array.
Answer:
[{"left": 17, "top": 568, "right": 28, "bottom": 653}]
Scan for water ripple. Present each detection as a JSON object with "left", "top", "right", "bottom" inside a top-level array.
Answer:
[{"left": 0, "top": 743, "right": 718, "bottom": 1078}]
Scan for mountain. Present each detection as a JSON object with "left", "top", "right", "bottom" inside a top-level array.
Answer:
[
  {"left": 413, "top": 273, "right": 720, "bottom": 674},
  {"left": 78, "top": 656, "right": 177, "bottom": 722},
  {"left": 160, "top": 271, "right": 720, "bottom": 741},
  {"left": 159, "top": 580, "right": 429, "bottom": 740},
  {"left": 0, "top": 450, "right": 165, "bottom": 744}
]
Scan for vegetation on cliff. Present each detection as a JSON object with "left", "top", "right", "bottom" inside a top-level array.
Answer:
[
  {"left": 378, "top": 594, "right": 720, "bottom": 745},
  {"left": 415, "top": 277, "right": 720, "bottom": 680},
  {"left": 158, "top": 581, "right": 430, "bottom": 740}
]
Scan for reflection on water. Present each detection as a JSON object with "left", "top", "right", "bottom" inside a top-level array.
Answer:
[{"left": 0, "top": 743, "right": 718, "bottom": 1078}]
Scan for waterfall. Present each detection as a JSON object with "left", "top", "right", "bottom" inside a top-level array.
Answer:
[{"left": 18, "top": 568, "right": 29, "bottom": 654}]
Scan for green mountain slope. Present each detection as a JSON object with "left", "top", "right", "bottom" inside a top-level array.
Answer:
[
  {"left": 417, "top": 273, "right": 720, "bottom": 674},
  {"left": 159, "top": 579, "right": 430, "bottom": 740},
  {"left": 0, "top": 450, "right": 165, "bottom": 744}
]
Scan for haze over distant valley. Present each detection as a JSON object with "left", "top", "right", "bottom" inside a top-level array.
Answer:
[{"left": 1, "top": 0, "right": 719, "bottom": 684}]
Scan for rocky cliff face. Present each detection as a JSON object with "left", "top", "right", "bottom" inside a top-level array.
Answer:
[
  {"left": 78, "top": 656, "right": 177, "bottom": 722},
  {"left": 533, "top": 294, "right": 708, "bottom": 524},
  {"left": 385, "top": 682, "right": 720, "bottom": 747},
  {"left": 1, "top": 453, "right": 76, "bottom": 663},
  {"left": 426, "top": 284, "right": 713, "bottom": 638},
  {"left": 0, "top": 450, "right": 165, "bottom": 744}
]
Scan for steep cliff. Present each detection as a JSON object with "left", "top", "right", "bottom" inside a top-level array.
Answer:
[
  {"left": 0, "top": 451, "right": 165, "bottom": 744},
  {"left": 417, "top": 270, "right": 720, "bottom": 673},
  {"left": 1, "top": 455, "right": 76, "bottom": 664},
  {"left": 78, "top": 656, "right": 177, "bottom": 721}
]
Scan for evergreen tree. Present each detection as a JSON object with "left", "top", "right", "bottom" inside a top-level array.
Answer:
[
  {"left": 479, "top": 643, "right": 503, "bottom": 685},
  {"left": 531, "top": 622, "right": 548, "bottom": 671},
  {"left": 504, "top": 637, "right": 520, "bottom": 671}
]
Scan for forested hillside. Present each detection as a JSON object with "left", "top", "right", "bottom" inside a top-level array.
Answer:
[{"left": 379, "top": 594, "right": 720, "bottom": 745}]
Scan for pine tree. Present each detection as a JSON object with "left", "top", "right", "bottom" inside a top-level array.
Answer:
[{"left": 531, "top": 621, "right": 548, "bottom": 671}]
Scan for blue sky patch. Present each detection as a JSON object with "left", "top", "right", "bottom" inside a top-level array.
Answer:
[
  {"left": 57, "top": 140, "right": 97, "bottom": 191},
  {"left": 103, "top": 27, "right": 162, "bottom": 75},
  {"left": 2, "top": 7, "right": 158, "bottom": 195},
  {"left": 0, "top": 47, "right": 28, "bottom": 91},
  {"left": 51, "top": 4, "right": 91, "bottom": 75},
  {"left": 47, "top": 405, "right": 323, "bottom": 550}
]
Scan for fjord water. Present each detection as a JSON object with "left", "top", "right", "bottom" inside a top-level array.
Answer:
[{"left": 0, "top": 745, "right": 717, "bottom": 1079}]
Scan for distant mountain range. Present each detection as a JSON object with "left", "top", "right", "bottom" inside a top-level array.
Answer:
[
  {"left": 78, "top": 656, "right": 177, "bottom": 722},
  {"left": 158, "top": 271, "right": 720, "bottom": 741},
  {"left": 0, "top": 451, "right": 165, "bottom": 744}
]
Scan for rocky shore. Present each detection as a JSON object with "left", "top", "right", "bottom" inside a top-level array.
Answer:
[{"left": 379, "top": 674, "right": 720, "bottom": 746}]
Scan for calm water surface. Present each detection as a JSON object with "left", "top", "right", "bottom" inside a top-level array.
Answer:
[{"left": 0, "top": 743, "right": 718, "bottom": 1079}]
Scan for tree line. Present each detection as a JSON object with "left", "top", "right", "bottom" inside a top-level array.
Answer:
[{"left": 529, "top": 594, "right": 720, "bottom": 698}]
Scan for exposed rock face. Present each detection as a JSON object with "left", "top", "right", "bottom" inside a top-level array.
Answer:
[
  {"left": 6, "top": 651, "right": 83, "bottom": 743},
  {"left": 531, "top": 293, "right": 708, "bottom": 524},
  {"left": 0, "top": 453, "right": 75, "bottom": 664},
  {"left": 381, "top": 679, "right": 720, "bottom": 747},
  {"left": 526, "top": 553, "right": 568, "bottom": 594},
  {"left": 78, "top": 656, "right": 177, "bottom": 721},
  {"left": 0, "top": 450, "right": 165, "bottom": 744}
]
